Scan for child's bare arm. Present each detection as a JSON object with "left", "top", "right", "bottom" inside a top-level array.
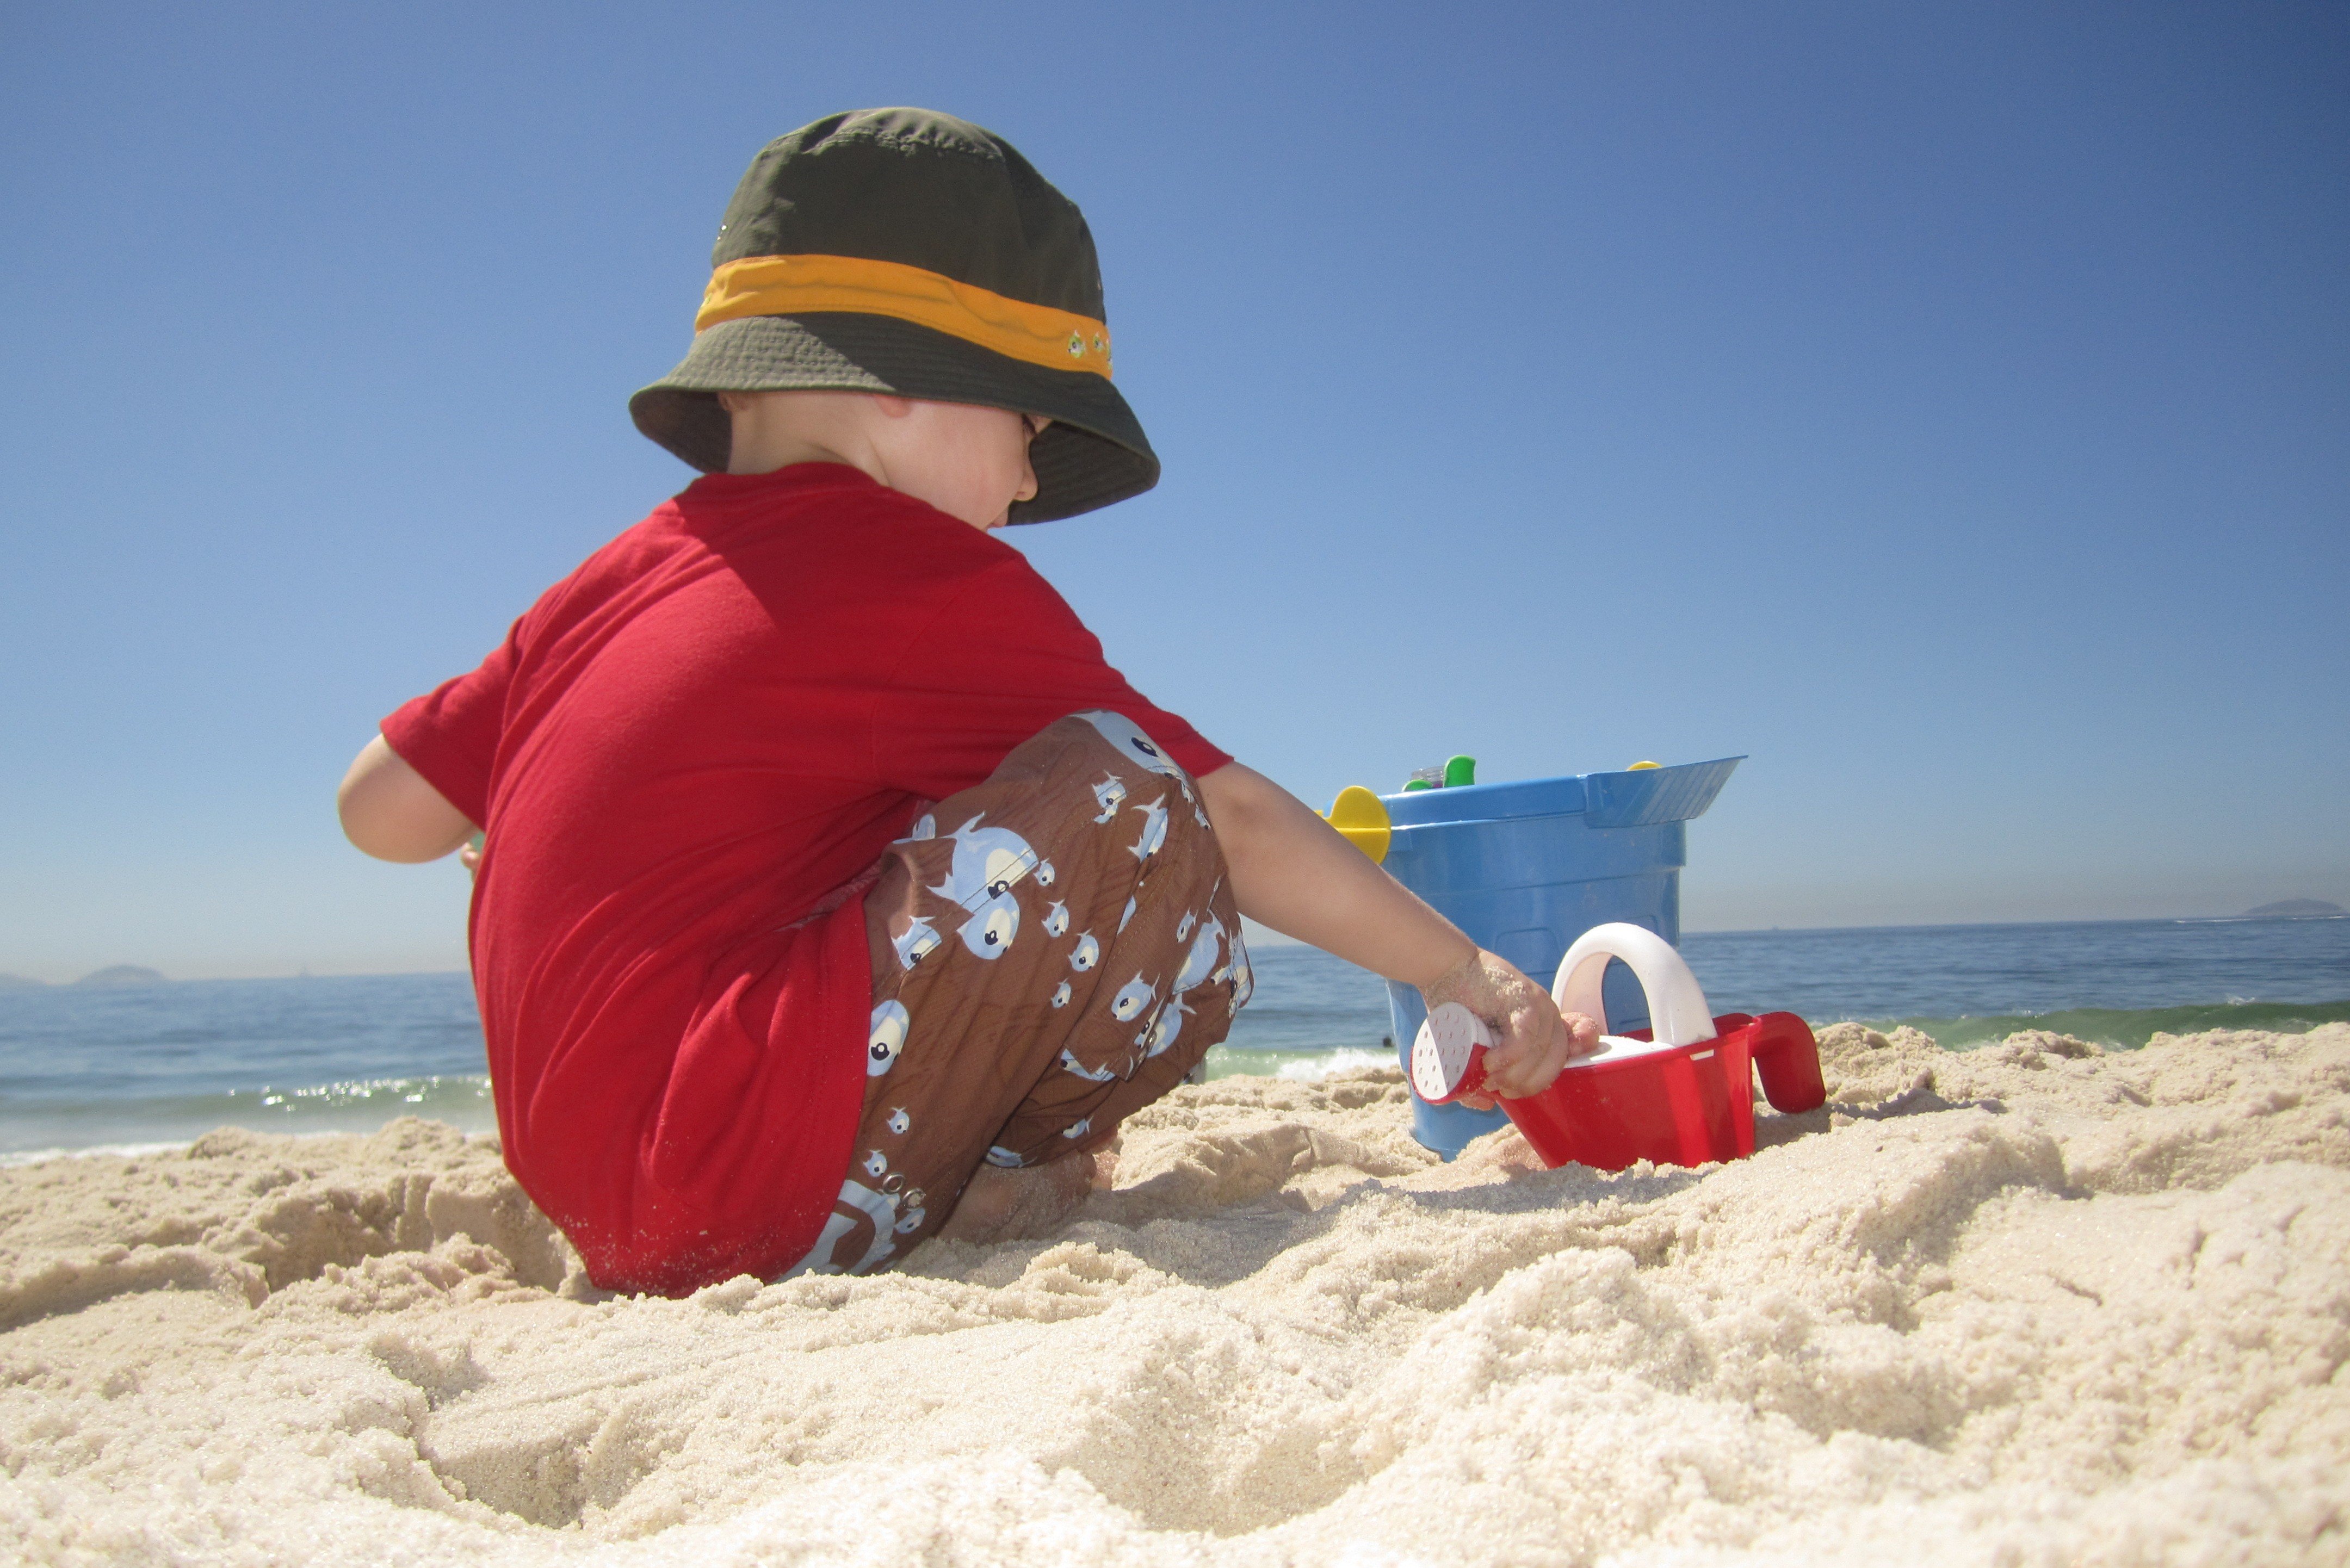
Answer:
[
  {"left": 1196, "top": 762, "right": 1596, "bottom": 1100},
  {"left": 337, "top": 735, "right": 476, "bottom": 863}
]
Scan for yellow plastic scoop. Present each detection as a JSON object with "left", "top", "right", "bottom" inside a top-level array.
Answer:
[{"left": 1323, "top": 785, "right": 1391, "bottom": 863}]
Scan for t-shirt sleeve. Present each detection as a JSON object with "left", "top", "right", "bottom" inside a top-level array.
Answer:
[
  {"left": 379, "top": 620, "right": 523, "bottom": 828},
  {"left": 874, "top": 557, "right": 1230, "bottom": 797}
]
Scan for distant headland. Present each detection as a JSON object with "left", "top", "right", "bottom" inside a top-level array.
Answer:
[
  {"left": 0, "top": 965, "right": 173, "bottom": 989},
  {"left": 2242, "top": 899, "right": 2346, "bottom": 919},
  {"left": 76, "top": 965, "right": 171, "bottom": 988}
]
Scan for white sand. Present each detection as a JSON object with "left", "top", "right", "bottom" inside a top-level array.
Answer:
[{"left": 2, "top": 1023, "right": 2345, "bottom": 1566}]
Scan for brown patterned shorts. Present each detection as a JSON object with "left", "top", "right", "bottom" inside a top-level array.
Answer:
[{"left": 778, "top": 712, "right": 1251, "bottom": 1277}]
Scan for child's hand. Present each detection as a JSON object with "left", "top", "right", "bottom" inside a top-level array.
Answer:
[{"left": 1419, "top": 949, "right": 1600, "bottom": 1108}]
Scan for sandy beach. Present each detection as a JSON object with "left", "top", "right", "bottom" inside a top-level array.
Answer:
[{"left": 2, "top": 1021, "right": 2343, "bottom": 1565}]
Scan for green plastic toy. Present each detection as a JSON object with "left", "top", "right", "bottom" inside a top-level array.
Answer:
[{"left": 1401, "top": 755, "right": 1477, "bottom": 792}]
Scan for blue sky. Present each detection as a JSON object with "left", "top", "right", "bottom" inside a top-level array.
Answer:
[{"left": 2, "top": 2, "right": 2343, "bottom": 980}]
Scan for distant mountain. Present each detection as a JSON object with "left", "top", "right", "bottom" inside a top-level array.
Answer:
[
  {"left": 74, "top": 965, "right": 170, "bottom": 988},
  {"left": 2243, "top": 899, "right": 2346, "bottom": 919},
  {"left": 0, "top": 973, "right": 47, "bottom": 990}
]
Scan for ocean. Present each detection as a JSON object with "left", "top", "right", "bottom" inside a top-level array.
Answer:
[{"left": 3, "top": 917, "right": 2345, "bottom": 1161}]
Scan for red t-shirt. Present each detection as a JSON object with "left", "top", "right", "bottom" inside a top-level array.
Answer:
[{"left": 382, "top": 464, "right": 1228, "bottom": 1295}]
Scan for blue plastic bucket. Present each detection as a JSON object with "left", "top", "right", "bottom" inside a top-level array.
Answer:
[{"left": 1377, "top": 757, "right": 1742, "bottom": 1156}]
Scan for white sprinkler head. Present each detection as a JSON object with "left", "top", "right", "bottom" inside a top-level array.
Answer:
[{"left": 1411, "top": 1002, "right": 1492, "bottom": 1102}]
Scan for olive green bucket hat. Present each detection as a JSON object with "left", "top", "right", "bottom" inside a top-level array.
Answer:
[{"left": 629, "top": 108, "right": 1157, "bottom": 524}]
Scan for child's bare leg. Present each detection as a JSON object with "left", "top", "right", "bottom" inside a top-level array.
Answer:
[
  {"left": 936, "top": 1151, "right": 1100, "bottom": 1243},
  {"left": 941, "top": 1132, "right": 1122, "bottom": 1242}
]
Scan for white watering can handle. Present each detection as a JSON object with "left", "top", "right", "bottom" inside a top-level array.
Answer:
[{"left": 1551, "top": 923, "right": 1717, "bottom": 1048}]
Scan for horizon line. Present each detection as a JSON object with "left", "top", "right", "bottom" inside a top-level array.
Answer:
[{"left": 4, "top": 908, "right": 2342, "bottom": 987}]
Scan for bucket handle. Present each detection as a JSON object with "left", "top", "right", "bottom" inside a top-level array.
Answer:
[{"left": 1551, "top": 923, "right": 1717, "bottom": 1048}]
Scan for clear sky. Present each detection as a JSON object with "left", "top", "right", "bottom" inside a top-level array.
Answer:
[{"left": 2, "top": 2, "right": 2344, "bottom": 981}]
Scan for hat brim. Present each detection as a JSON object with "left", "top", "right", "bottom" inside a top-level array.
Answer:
[{"left": 628, "top": 313, "right": 1159, "bottom": 524}]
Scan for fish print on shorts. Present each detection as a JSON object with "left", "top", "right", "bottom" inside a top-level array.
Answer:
[
  {"left": 1060, "top": 1048, "right": 1118, "bottom": 1083},
  {"left": 779, "top": 1179, "right": 900, "bottom": 1277},
  {"left": 868, "top": 1000, "right": 910, "bottom": 1075},
  {"left": 893, "top": 917, "right": 942, "bottom": 971},
  {"left": 1128, "top": 795, "right": 1170, "bottom": 862},
  {"left": 1109, "top": 974, "right": 1159, "bottom": 1024},
  {"left": 827, "top": 711, "right": 1243, "bottom": 1280},
  {"left": 1175, "top": 910, "right": 1227, "bottom": 995},
  {"left": 927, "top": 815, "right": 1040, "bottom": 959},
  {"left": 1142, "top": 995, "right": 1189, "bottom": 1059},
  {"left": 1079, "top": 711, "right": 1193, "bottom": 802},
  {"left": 1228, "top": 938, "right": 1255, "bottom": 1008},
  {"left": 1131, "top": 914, "right": 1225, "bottom": 1060}
]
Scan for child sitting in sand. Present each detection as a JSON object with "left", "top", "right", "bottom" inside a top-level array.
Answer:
[{"left": 337, "top": 108, "right": 1595, "bottom": 1296}]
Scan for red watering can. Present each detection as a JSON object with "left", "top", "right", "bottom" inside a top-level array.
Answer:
[{"left": 1411, "top": 922, "right": 1826, "bottom": 1170}]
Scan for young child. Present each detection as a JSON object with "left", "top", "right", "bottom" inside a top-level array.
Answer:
[{"left": 338, "top": 108, "right": 1593, "bottom": 1296}]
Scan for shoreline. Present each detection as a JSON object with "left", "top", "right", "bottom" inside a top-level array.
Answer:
[{"left": 10, "top": 1002, "right": 2350, "bottom": 1164}]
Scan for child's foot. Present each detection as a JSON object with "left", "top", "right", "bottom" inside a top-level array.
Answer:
[{"left": 938, "top": 1150, "right": 1102, "bottom": 1243}]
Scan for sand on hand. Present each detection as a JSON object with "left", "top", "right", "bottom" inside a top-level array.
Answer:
[{"left": 1, "top": 1024, "right": 2344, "bottom": 1566}]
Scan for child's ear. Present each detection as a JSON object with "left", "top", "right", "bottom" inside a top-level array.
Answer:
[
  {"left": 717, "top": 391, "right": 750, "bottom": 416},
  {"left": 869, "top": 395, "right": 917, "bottom": 420}
]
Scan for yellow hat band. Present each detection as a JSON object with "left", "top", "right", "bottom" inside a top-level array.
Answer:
[{"left": 694, "top": 254, "right": 1114, "bottom": 379}]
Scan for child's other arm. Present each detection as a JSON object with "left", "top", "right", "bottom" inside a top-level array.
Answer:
[
  {"left": 337, "top": 735, "right": 476, "bottom": 863},
  {"left": 1196, "top": 763, "right": 1597, "bottom": 1102}
]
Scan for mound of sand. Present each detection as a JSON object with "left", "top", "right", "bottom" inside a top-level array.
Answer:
[{"left": 2, "top": 1024, "right": 2345, "bottom": 1565}]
